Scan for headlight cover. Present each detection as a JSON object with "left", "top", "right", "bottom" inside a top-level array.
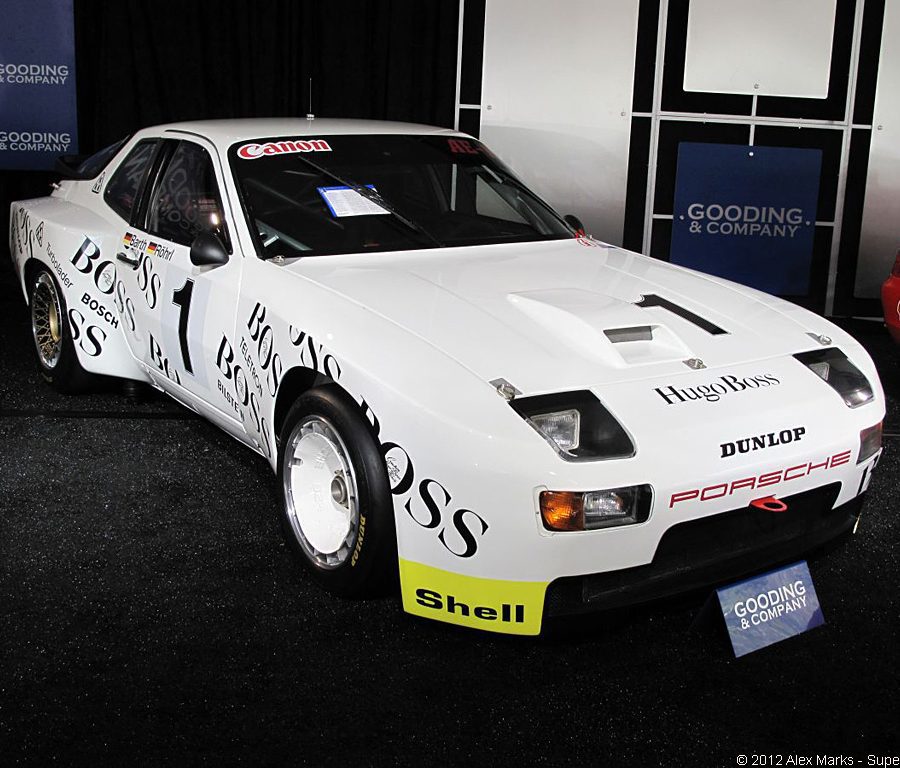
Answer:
[
  {"left": 794, "top": 348, "right": 874, "bottom": 408},
  {"left": 510, "top": 390, "right": 634, "bottom": 461}
]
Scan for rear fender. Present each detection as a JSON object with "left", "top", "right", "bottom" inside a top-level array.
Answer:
[{"left": 9, "top": 199, "right": 144, "bottom": 381}]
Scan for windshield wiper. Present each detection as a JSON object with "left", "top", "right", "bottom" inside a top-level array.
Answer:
[{"left": 290, "top": 154, "right": 445, "bottom": 248}]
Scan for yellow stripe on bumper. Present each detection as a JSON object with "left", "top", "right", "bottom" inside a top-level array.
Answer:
[{"left": 399, "top": 559, "right": 548, "bottom": 636}]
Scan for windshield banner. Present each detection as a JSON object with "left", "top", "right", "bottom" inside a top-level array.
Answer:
[{"left": 0, "top": 0, "right": 77, "bottom": 170}]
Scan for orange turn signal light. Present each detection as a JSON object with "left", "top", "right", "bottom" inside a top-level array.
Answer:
[{"left": 540, "top": 491, "right": 584, "bottom": 531}]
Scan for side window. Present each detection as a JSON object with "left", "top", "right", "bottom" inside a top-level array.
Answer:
[
  {"left": 147, "top": 141, "right": 229, "bottom": 249},
  {"left": 104, "top": 140, "right": 157, "bottom": 222}
]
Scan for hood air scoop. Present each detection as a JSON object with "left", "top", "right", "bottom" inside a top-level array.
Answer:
[{"left": 508, "top": 289, "right": 694, "bottom": 368}]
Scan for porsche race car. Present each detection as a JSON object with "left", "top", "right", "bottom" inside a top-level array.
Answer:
[{"left": 9, "top": 119, "right": 885, "bottom": 635}]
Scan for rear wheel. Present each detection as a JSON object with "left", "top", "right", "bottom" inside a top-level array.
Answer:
[
  {"left": 29, "top": 268, "right": 96, "bottom": 393},
  {"left": 278, "top": 386, "right": 396, "bottom": 596}
]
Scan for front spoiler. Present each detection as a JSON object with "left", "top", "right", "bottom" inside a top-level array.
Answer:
[{"left": 544, "top": 483, "right": 862, "bottom": 616}]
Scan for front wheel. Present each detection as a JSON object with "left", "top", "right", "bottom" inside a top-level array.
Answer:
[
  {"left": 29, "top": 268, "right": 96, "bottom": 393},
  {"left": 278, "top": 386, "right": 396, "bottom": 596}
]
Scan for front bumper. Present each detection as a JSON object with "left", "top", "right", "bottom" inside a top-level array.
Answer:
[{"left": 544, "top": 482, "right": 862, "bottom": 616}]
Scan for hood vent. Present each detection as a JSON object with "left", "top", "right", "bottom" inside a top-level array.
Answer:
[
  {"left": 635, "top": 294, "right": 728, "bottom": 335},
  {"left": 604, "top": 326, "right": 653, "bottom": 344}
]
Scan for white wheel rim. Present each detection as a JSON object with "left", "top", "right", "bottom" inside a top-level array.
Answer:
[{"left": 283, "top": 415, "right": 359, "bottom": 569}]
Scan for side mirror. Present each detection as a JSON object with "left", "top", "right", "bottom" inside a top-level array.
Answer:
[
  {"left": 190, "top": 231, "right": 229, "bottom": 267},
  {"left": 564, "top": 214, "right": 585, "bottom": 235}
]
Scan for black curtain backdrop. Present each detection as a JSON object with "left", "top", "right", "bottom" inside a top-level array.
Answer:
[{"left": 1, "top": 0, "right": 460, "bottom": 269}]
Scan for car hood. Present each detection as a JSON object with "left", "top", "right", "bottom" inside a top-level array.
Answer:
[{"left": 288, "top": 239, "right": 833, "bottom": 394}]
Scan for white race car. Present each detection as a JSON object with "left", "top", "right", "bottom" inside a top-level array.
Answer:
[{"left": 8, "top": 119, "right": 884, "bottom": 635}]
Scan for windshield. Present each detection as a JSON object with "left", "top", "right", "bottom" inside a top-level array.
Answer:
[{"left": 228, "top": 134, "right": 574, "bottom": 258}]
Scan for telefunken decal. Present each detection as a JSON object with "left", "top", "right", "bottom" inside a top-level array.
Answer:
[
  {"left": 720, "top": 427, "right": 805, "bottom": 458},
  {"left": 237, "top": 139, "right": 332, "bottom": 160},
  {"left": 655, "top": 373, "right": 780, "bottom": 405}
]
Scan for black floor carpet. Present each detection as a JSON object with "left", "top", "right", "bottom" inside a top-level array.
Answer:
[{"left": 1, "top": 271, "right": 898, "bottom": 766}]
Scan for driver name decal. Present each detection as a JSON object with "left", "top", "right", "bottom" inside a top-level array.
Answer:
[{"left": 237, "top": 138, "right": 332, "bottom": 160}]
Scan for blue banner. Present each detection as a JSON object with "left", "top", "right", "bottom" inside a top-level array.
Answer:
[
  {"left": 670, "top": 143, "right": 821, "bottom": 295},
  {"left": 0, "top": 0, "right": 77, "bottom": 170},
  {"left": 717, "top": 561, "right": 824, "bottom": 658}
]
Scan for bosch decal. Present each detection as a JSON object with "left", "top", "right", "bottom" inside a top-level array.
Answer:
[{"left": 80, "top": 293, "right": 119, "bottom": 328}]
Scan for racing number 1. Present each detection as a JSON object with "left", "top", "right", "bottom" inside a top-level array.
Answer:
[{"left": 172, "top": 279, "right": 195, "bottom": 374}]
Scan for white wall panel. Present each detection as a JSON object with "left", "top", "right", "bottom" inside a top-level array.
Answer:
[
  {"left": 479, "top": 0, "right": 639, "bottom": 245},
  {"left": 855, "top": 0, "right": 900, "bottom": 300},
  {"left": 684, "top": 0, "right": 835, "bottom": 97}
]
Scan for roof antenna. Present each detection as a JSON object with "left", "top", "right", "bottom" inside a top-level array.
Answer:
[{"left": 307, "top": 78, "right": 314, "bottom": 121}]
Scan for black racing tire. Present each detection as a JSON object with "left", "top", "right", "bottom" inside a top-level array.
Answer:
[
  {"left": 28, "top": 266, "right": 97, "bottom": 394},
  {"left": 277, "top": 385, "right": 396, "bottom": 597}
]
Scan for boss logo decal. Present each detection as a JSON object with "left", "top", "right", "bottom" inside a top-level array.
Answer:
[
  {"left": 285, "top": 325, "right": 490, "bottom": 558},
  {"left": 216, "top": 333, "right": 271, "bottom": 458},
  {"left": 721, "top": 426, "right": 805, "bottom": 458},
  {"left": 68, "top": 309, "right": 107, "bottom": 357},
  {"left": 136, "top": 253, "right": 160, "bottom": 308},
  {"left": 655, "top": 373, "right": 780, "bottom": 405},
  {"left": 247, "top": 303, "right": 283, "bottom": 396},
  {"left": 289, "top": 324, "right": 341, "bottom": 381},
  {"left": 71, "top": 236, "right": 117, "bottom": 296},
  {"left": 113, "top": 280, "right": 137, "bottom": 333},
  {"left": 148, "top": 333, "right": 181, "bottom": 385}
]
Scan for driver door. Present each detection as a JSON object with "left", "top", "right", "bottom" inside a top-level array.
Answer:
[{"left": 118, "top": 137, "right": 249, "bottom": 443}]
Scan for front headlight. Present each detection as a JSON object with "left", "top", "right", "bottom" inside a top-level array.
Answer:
[
  {"left": 794, "top": 348, "right": 874, "bottom": 408},
  {"left": 510, "top": 390, "right": 634, "bottom": 461},
  {"left": 540, "top": 485, "right": 652, "bottom": 531}
]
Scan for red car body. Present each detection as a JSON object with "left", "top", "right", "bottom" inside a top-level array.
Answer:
[{"left": 882, "top": 250, "right": 900, "bottom": 344}]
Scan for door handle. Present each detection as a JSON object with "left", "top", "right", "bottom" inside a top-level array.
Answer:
[{"left": 116, "top": 251, "right": 140, "bottom": 268}]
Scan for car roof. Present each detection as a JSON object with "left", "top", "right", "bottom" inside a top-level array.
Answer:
[{"left": 148, "top": 118, "right": 462, "bottom": 149}]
